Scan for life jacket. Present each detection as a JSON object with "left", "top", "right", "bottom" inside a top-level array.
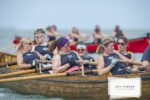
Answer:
[{"left": 103, "top": 53, "right": 128, "bottom": 75}]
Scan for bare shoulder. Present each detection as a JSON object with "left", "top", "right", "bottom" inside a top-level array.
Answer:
[
  {"left": 53, "top": 54, "right": 60, "bottom": 60},
  {"left": 17, "top": 52, "right": 22, "bottom": 57},
  {"left": 97, "top": 54, "right": 103, "bottom": 61}
]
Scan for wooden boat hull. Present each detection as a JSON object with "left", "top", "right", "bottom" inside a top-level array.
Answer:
[
  {"left": 0, "top": 52, "right": 150, "bottom": 99},
  {"left": 0, "top": 52, "right": 16, "bottom": 63},
  {"left": 70, "top": 37, "right": 150, "bottom": 53},
  {"left": 0, "top": 69, "right": 150, "bottom": 100}
]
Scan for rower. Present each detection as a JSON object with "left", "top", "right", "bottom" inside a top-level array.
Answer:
[
  {"left": 117, "top": 36, "right": 138, "bottom": 72},
  {"left": 50, "top": 37, "right": 83, "bottom": 74},
  {"left": 96, "top": 38, "right": 131, "bottom": 75},
  {"left": 46, "top": 25, "right": 60, "bottom": 42},
  {"left": 68, "top": 27, "right": 89, "bottom": 45},
  {"left": 112, "top": 25, "right": 124, "bottom": 40},
  {"left": 141, "top": 46, "right": 150, "bottom": 72},
  {"left": 33, "top": 28, "right": 53, "bottom": 61},
  {"left": 17, "top": 37, "right": 44, "bottom": 69},
  {"left": 93, "top": 25, "right": 105, "bottom": 44},
  {"left": 77, "top": 43, "right": 96, "bottom": 70}
]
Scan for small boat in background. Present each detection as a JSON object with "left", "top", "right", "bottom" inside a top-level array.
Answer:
[{"left": 70, "top": 34, "right": 150, "bottom": 53}]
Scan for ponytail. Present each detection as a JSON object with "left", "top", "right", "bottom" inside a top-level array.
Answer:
[
  {"left": 96, "top": 38, "right": 113, "bottom": 54},
  {"left": 16, "top": 44, "right": 23, "bottom": 52},
  {"left": 96, "top": 44, "right": 104, "bottom": 54},
  {"left": 48, "top": 41, "right": 59, "bottom": 54}
]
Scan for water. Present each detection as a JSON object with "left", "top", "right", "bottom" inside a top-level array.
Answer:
[
  {"left": 0, "top": 28, "right": 149, "bottom": 99},
  {"left": 0, "top": 88, "right": 63, "bottom": 100}
]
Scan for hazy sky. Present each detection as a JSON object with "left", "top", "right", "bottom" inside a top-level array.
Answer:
[{"left": 0, "top": 0, "right": 150, "bottom": 30}]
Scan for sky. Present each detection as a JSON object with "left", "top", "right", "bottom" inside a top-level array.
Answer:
[{"left": 0, "top": 0, "right": 150, "bottom": 30}]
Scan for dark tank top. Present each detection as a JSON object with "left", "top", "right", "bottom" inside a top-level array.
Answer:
[
  {"left": 48, "top": 36, "right": 56, "bottom": 41},
  {"left": 60, "top": 52, "right": 80, "bottom": 68},
  {"left": 103, "top": 53, "right": 128, "bottom": 75},
  {"left": 23, "top": 52, "right": 40, "bottom": 65},
  {"left": 120, "top": 52, "right": 132, "bottom": 59},
  {"left": 34, "top": 44, "right": 49, "bottom": 56},
  {"left": 82, "top": 55, "right": 96, "bottom": 70}
]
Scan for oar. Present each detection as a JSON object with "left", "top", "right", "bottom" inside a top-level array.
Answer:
[
  {"left": 32, "top": 59, "right": 144, "bottom": 66},
  {"left": 0, "top": 70, "right": 97, "bottom": 83},
  {"left": 0, "top": 66, "right": 52, "bottom": 78},
  {"left": 0, "top": 61, "right": 17, "bottom": 68},
  {"left": 36, "top": 60, "right": 96, "bottom": 65},
  {"left": 76, "top": 61, "right": 97, "bottom": 65},
  {"left": 76, "top": 60, "right": 143, "bottom": 66},
  {"left": 0, "top": 60, "right": 52, "bottom": 69},
  {"left": 118, "top": 60, "right": 142, "bottom": 66}
]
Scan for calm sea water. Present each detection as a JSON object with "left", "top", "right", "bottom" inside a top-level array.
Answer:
[{"left": 0, "top": 28, "right": 149, "bottom": 99}]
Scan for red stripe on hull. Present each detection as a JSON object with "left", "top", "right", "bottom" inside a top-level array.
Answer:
[{"left": 70, "top": 37, "right": 149, "bottom": 53}]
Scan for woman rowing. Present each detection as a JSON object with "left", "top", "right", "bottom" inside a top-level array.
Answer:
[
  {"left": 96, "top": 38, "right": 131, "bottom": 75},
  {"left": 33, "top": 28, "right": 53, "bottom": 61},
  {"left": 68, "top": 27, "right": 88, "bottom": 45},
  {"left": 112, "top": 25, "right": 124, "bottom": 40},
  {"left": 49, "top": 37, "right": 83, "bottom": 73},
  {"left": 46, "top": 25, "right": 60, "bottom": 42},
  {"left": 17, "top": 37, "right": 44, "bottom": 69},
  {"left": 117, "top": 36, "right": 138, "bottom": 72},
  {"left": 93, "top": 25, "right": 105, "bottom": 44},
  {"left": 76, "top": 43, "right": 96, "bottom": 70},
  {"left": 141, "top": 46, "right": 150, "bottom": 72}
]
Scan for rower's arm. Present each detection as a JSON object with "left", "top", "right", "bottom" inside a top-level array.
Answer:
[
  {"left": 114, "top": 50, "right": 131, "bottom": 62},
  {"left": 73, "top": 51, "right": 83, "bottom": 62},
  {"left": 52, "top": 54, "right": 70, "bottom": 73},
  {"left": 34, "top": 51, "right": 45, "bottom": 60},
  {"left": 97, "top": 55, "right": 113, "bottom": 75},
  {"left": 142, "top": 61, "right": 150, "bottom": 71},
  {"left": 17, "top": 52, "right": 31, "bottom": 68}
]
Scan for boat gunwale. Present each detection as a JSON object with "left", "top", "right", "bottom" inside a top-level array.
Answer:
[{"left": 19, "top": 72, "right": 150, "bottom": 84}]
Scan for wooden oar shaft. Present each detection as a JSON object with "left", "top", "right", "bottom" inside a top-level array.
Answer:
[
  {"left": 75, "top": 61, "right": 97, "bottom": 65},
  {"left": 77, "top": 60, "right": 143, "bottom": 66},
  {"left": 118, "top": 60, "right": 142, "bottom": 66},
  {"left": 36, "top": 60, "right": 52, "bottom": 64},
  {"left": 0, "top": 67, "right": 52, "bottom": 78},
  {"left": 0, "top": 61, "right": 17, "bottom": 68},
  {"left": 0, "top": 70, "right": 97, "bottom": 83}
]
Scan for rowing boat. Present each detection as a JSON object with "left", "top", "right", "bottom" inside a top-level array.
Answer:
[
  {"left": 0, "top": 52, "right": 150, "bottom": 99},
  {"left": 70, "top": 35, "right": 150, "bottom": 53}
]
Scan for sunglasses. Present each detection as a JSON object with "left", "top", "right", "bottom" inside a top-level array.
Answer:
[
  {"left": 117, "top": 42, "right": 125, "bottom": 46},
  {"left": 77, "top": 49, "right": 85, "bottom": 52},
  {"left": 34, "top": 35, "right": 44, "bottom": 40}
]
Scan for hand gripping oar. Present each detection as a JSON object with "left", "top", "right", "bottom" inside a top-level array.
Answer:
[
  {"left": 0, "top": 66, "right": 52, "bottom": 78},
  {"left": 0, "top": 69, "right": 97, "bottom": 83},
  {"left": 118, "top": 60, "right": 142, "bottom": 66}
]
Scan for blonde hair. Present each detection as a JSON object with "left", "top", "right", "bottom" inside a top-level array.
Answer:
[
  {"left": 16, "top": 37, "right": 32, "bottom": 52},
  {"left": 96, "top": 37, "right": 114, "bottom": 54}
]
